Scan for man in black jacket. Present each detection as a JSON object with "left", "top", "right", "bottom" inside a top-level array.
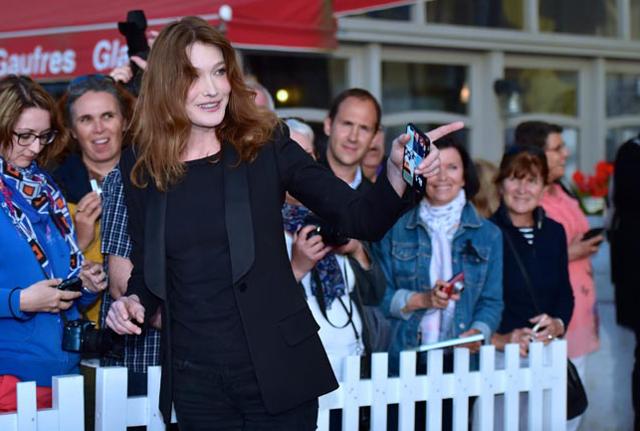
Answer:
[{"left": 610, "top": 136, "right": 640, "bottom": 430}]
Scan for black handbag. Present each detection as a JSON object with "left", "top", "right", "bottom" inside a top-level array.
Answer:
[{"left": 503, "top": 230, "right": 588, "bottom": 420}]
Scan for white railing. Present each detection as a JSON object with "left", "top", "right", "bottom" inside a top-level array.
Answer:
[
  {"left": 0, "top": 341, "right": 567, "bottom": 431},
  {"left": 0, "top": 375, "right": 84, "bottom": 431}
]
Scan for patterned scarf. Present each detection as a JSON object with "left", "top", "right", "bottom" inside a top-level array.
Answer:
[
  {"left": 0, "top": 158, "right": 83, "bottom": 279},
  {"left": 282, "top": 203, "right": 345, "bottom": 309}
]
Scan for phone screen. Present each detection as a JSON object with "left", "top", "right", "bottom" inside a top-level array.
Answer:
[{"left": 402, "top": 123, "right": 431, "bottom": 195}]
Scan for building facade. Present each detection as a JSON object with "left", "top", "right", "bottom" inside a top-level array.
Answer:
[{"left": 246, "top": 0, "right": 640, "bottom": 173}]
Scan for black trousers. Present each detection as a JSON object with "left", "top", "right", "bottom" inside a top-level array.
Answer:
[{"left": 172, "top": 358, "right": 318, "bottom": 431}]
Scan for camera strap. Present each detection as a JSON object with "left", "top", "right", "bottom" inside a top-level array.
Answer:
[{"left": 311, "top": 259, "right": 361, "bottom": 346}]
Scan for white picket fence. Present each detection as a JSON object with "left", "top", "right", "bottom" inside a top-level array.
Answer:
[{"left": 0, "top": 341, "right": 567, "bottom": 431}]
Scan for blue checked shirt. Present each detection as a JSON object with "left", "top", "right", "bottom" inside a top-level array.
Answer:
[{"left": 100, "top": 167, "right": 160, "bottom": 372}]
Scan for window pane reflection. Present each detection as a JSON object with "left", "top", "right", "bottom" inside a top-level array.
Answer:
[
  {"left": 350, "top": 5, "right": 411, "bottom": 20},
  {"left": 382, "top": 62, "right": 469, "bottom": 114},
  {"left": 426, "top": 0, "right": 524, "bottom": 29},
  {"left": 504, "top": 68, "right": 578, "bottom": 116},
  {"left": 607, "top": 73, "right": 640, "bottom": 117},
  {"left": 606, "top": 128, "right": 640, "bottom": 161},
  {"left": 539, "top": 0, "right": 617, "bottom": 37},
  {"left": 242, "top": 53, "right": 347, "bottom": 109},
  {"left": 632, "top": 0, "right": 640, "bottom": 39}
]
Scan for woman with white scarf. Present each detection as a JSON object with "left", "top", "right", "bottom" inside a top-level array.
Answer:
[{"left": 372, "top": 137, "right": 504, "bottom": 429}]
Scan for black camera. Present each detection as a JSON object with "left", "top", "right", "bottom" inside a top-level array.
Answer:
[
  {"left": 118, "top": 10, "right": 150, "bottom": 94},
  {"left": 62, "top": 319, "right": 124, "bottom": 359},
  {"left": 304, "top": 214, "right": 350, "bottom": 247}
]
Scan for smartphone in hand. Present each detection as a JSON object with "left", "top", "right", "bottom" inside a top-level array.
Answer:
[
  {"left": 402, "top": 123, "right": 431, "bottom": 196},
  {"left": 56, "top": 277, "right": 83, "bottom": 292},
  {"left": 582, "top": 227, "right": 605, "bottom": 242},
  {"left": 440, "top": 272, "right": 465, "bottom": 298}
]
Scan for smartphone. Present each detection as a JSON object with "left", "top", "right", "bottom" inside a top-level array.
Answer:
[
  {"left": 402, "top": 123, "right": 431, "bottom": 195},
  {"left": 582, "top": 227, "right": 605, "bottom": 241},
  {"left": 440, "top": 272, "right": 465, "bottom": 297},
  {"left": 56, "top": 277, "right": 83, "bottom": 292}
]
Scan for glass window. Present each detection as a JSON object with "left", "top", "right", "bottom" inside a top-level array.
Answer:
[
  {"left": 607, "top": 73, "right": 640, "bottom": 117},
  {"left": 349, "top": 5, "right": 411, "bottom": 21},
  {"left": 504, "top": 68, "right": 578, "bottom": 116},
  {"left": 539, "top": 0, "right": 617, "bottom": 37},
  {"left": 382, "top": 62, "right": 469, "bottom": 114},
  {"left": 242, "top": 52, "right": 347, "bottom": 109},
  {"left": 632, "top": 0, "right": 640, "bottom": 39},
  {"left": 606, "top": 127, "right": 640, "bottom": 161},
  {"left": 426, "top": 0, "right": 524, "bottom": 29}
]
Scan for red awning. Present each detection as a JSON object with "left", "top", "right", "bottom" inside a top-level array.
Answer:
[{"left": 0, "top": 0, "right": 336, "bottom": 80}]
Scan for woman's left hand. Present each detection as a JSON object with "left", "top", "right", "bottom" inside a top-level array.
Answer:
[
  {"left": 459, "top": 328, "right": 482, "bottom": 353},
  {"left": 529, "top": 313, "right": 565, "bottom": 344},
  {"left": 79, "top": 261, "right": 108, "bottom": 293},
  {"left": 386, "top": 121, "right": 465, "bottom": 196}
]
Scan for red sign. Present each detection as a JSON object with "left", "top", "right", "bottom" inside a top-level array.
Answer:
[{"left": 0, "top": 0, "right": 336, "bottom": 80}]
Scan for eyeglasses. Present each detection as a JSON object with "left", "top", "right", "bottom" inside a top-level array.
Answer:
[{"left": 12, "top": 130, "right": 58, "bottom": 147}]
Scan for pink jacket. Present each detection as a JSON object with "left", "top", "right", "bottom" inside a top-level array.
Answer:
[{"left": 541, "top": 184, "right": 599, "bottom": 358}]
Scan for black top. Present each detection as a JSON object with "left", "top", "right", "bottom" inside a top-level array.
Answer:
[
  {"left": 490, "top": 204, "right": 574, "bottom": 334},
  {"left": 165, "top": 153, "right": 251, "bottom": 365},
  {"left": 121, "top": 124, "right": 410, "bottom": 418},
  {"left": 610, "top": 138, "right": 640, "bottom": 329}
]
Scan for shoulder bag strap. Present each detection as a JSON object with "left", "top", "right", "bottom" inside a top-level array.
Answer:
[{"left": 503, "top": 229, "right": 542, "bottom": 315}]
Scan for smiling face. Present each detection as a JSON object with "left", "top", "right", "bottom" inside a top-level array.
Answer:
[
  {"left": 501, "top": 172, "right": 545, "bottom": 226},
  {"left": 70, "top": 91, "right": 124, "bottom": 169},
  {"left": 426, "top": 147, "right": 465, "bottom": 206},
  {"left": 544, "top": 132, "right": 569, "bottom": 182},
  {"left": 3, "top": 108, "right": 52, "bottom": 168},
  {"left": 184, "top": 42, "right": 231, "bottom": 132},
  {"left": 324, "top": 96, "right": 378, "bottom": 169}
]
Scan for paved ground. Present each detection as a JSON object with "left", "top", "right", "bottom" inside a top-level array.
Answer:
[{"left": 580, "top": 236, "right": 635, "bottom": 431}]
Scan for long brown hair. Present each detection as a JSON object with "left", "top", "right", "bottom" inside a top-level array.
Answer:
[
  {"left": 131, "top": 16, "right": 278, "bottom": 190},
  {"left": 0, "top": 75, "right": 68, "bottom": 166}
]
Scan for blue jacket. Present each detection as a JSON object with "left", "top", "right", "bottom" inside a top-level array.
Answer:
[
  {"left": 371, "top": 202, "right": 503, "bottom": 369},
  {"left": 0, "top": 177, "right": 95, "bottom": 387}
]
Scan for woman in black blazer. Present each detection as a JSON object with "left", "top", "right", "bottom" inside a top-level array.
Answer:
[{"left": 105, "top": 16, "right": 461, "bottom": 430}]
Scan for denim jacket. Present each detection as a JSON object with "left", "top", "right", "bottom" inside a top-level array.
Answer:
[{"left": 371, "top": 202, "right": 504, "bottom": 367}]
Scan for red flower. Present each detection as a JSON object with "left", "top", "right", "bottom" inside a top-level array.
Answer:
[{"left": 572, "top": 161, "right": 613, "bottom": 198}]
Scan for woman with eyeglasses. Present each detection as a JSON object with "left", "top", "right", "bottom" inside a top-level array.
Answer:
[
  {"left": 0, "top": 75, "right": 106, "bottom": 412},
  {"left": 52, "top": 75, "right": 135, "bottom": 325},
  {"left": 104, "top": 17, "right": 462, "bottom": 430},
  {"left": 514, "top": 121, "right": 599, "bottom": 431},
  {"left": 488, "top": 146, "right": 574, "bottom": 430}
]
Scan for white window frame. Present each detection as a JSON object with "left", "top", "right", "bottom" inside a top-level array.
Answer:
[{"left": 378, "top": 47, "right": 483, "bottom": 153}]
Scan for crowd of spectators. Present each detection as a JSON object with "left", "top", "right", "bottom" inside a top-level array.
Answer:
[{"left": 0, "top": 14, "right": 633, "bottom": 431}]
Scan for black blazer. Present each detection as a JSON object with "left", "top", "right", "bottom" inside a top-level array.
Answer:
[
  {"left": 120, "top": 126, "right": 408, "bottom": 421},
  {"left": 610, "top": 138, "right": 640, "bottom": 330}
]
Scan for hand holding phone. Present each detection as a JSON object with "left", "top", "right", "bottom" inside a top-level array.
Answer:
[
  {"left": 582, "top": 227, "right": 605, "bottom": 242},
  {"left": 402, "top": 123, "right": 431, "bottom": 195},
  {"left": 439, "top": 272, "right": 465, "bottom": 298},
  {"left": 56, "top": 277, "right": 83, "bottom": 292}
]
